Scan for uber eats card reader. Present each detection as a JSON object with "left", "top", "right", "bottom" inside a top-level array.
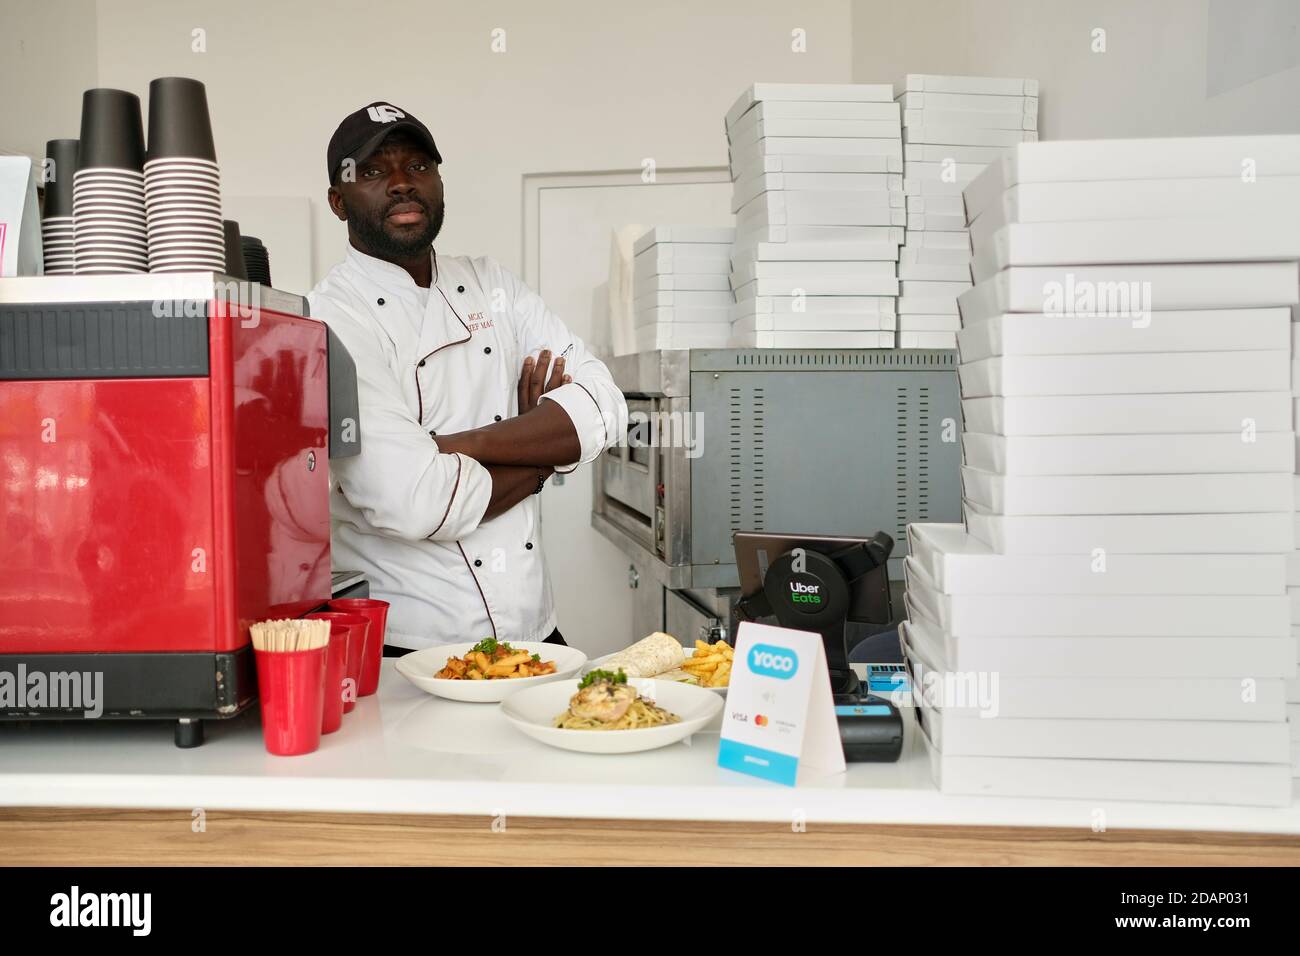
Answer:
[{"left": 733, "top": 531, "right": 905, "bottom": 763}]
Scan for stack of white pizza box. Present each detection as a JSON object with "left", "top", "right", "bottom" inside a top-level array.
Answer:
[
  {"left": 724, "top": 83, "right": 903, "bottom": 349},
  {"left": 903, "top": 135, "right": 1300, "bottom": 806},
  {"left": 896, "top": 74, "right": 1039, "bottom": 350},
  {"left": 632, "top": 226, "right": 736, "bottom": 351},
  {"left": 1292, "top": 291, "right": 1300, "bottom": 775}
]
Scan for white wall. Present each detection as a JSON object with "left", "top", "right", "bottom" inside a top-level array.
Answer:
[
  {"left": 82, "top": 0, "right": 852, "bottom": 285},
  {"left": 0, "top": 0, "right": 99, "bottom": 163},
  {"left": 850, "top": 0, "right": 1300, "bottom": 138}
]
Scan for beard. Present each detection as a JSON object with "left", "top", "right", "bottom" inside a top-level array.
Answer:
[{"left": 345, "top": 193, "right": 444, "bottom": 260}]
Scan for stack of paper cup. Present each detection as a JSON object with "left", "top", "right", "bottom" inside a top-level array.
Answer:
[
  {"left": 903, "top": 135, "right": 1300, "bottom": 807},
  {"left": 40, "top": 139, "right": 78, "bottom": 275},
  {"left": 632, "top": 226, "right": 735, "bottom": 351},
  {"left": 725, "top": 83, "right": 903, "bottom": 349},
  {"left": 143, "top": 77, "right": 225, "bottom": 273},
  {"left": 896, "top": 75, "right": 1039, "bottom": 349},
  {"left": 72, "top": 89, "right": 148, "bottom": 274}
]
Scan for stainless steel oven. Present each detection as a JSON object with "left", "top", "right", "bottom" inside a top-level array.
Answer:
[{"left": 592, "top": 347, "right": 963, "bottom": 642}]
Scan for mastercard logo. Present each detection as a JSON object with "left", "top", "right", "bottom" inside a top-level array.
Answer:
[{"left": 755, "top": 714, "right": 769, "bottom": 727}]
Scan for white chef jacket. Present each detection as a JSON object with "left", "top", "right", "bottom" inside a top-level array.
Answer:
[{"left": 307, "top": 243, "right": 626, "bottom": 649}]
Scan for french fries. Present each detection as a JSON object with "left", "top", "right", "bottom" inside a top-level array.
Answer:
[{"left": 682, "top": 639, "right": 734, "bottom": 687}]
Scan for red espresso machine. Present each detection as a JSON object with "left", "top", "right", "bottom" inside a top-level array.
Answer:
[{"left": 0, "top": 272, "right": 359, "bottom": 745}]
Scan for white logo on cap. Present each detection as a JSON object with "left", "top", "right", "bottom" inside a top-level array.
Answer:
[{"left": 367, "top": 104, "right": 405, "bottom": 124}]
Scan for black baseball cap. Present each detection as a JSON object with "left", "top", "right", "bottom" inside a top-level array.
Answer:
[{"left": 326, "top": 102, "right": 442, "bottom": 185}]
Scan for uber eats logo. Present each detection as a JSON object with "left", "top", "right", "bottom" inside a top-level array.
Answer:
[{"left": 788, "top": 578, "right": 823, "bottom": 606}]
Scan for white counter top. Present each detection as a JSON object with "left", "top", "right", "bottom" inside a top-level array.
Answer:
[{"left": 2, "top": 662, "right": 1297, "bottom": 833}]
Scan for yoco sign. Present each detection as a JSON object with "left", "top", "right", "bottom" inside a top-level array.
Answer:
[{"left": 749, "top": 644, "right": 798, "bottom": 680}]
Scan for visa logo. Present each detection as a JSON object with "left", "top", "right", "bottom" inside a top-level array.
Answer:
[{"left": 749, "top": 644, "right": 798, "bottom": 680}]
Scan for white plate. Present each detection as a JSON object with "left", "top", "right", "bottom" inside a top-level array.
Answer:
[
  {"left": 394, "top": 641, "right": 586, "bottom": 703},
  {"left": 500, "top": 677, "right": 724, "bottom": 754},
  {"left": 585, "top": 646, "right": 731, "bottom": 695}
]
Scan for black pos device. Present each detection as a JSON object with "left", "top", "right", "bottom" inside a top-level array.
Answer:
[{"left": 733, "top": 531, "right": 905, "bottom": 762}]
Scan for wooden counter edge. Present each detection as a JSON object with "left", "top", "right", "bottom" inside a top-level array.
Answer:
[{"left": 1, "top": 807, "right": 1297, "bottom": 865}]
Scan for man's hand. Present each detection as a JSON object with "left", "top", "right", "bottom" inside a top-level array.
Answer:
[
  {"left": 518, "top": 350, "right": 571, "bottom": 412},
  {"left": 432, "top": 353, "right": 582, "bottom": 467}
]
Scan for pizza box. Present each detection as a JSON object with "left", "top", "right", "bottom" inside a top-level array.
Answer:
[
  {"left": 958, "top": 263, "right": 1300, "bottom": 324},
  {"left": 963, "top": 136, "right": 1300, "bottom": 222},
  {"left": 962, "top": 501, "right": 1295, "bottom": 555},
  {"left": 634, "top": 323, "right": 730, "bottom": 351},
  {"left": 634, "top": 251, "right": 731, "bottom": 278},
  {"left": 902, "top": 177, "right": 968, "bottom": 196},
  {"left": 906, "top": 521, "right": 1288, "bottom": 595},
  {"left": 731, "top": 238, "right": 901, "bottom": 262},
  {"left": 736, "top": 189, "right": 906, "bottom": 227},
  {"left": 903, "top": 107, "right": 1037, "bottom": 131},
  {"left": 904, "top": 229, "right": 970, "bottom": 250},
  {"left": 956, "top": 308, "right": 1290, "bottom": 361},
  {"left": 897, "top": 314, "right": 962, "bottom": 331},
  {"left": 731, "top": 294, "right": 897, "bottom": 316},
  {"left": 906, "top": 211, "right": 968, "bottom": 231},
  {"left": 731, "top": 153, "right": 904, "bottom": 177},
  {"left": 632, "top": 226, "right": 735, "bottom": 255},
  {"left": 898, "top": 295, "right": 960, "bottom": 316},
  {"left": 732, "top": 275, "right": 899, "bottom": 298},
  {"left": 968, "top": 176, "right": 1300, "bottom": 247},
  {"left": 729, "top": 136, "right": 904, "bottom": 161},
  {"left": 958, "top": 350, "right": 1290, "bottom": 398},
  {"left": 899, "top": 245, "right": 972, "bottom": 266},
  {"left": 906, "top": 193, "right": 966, "bottom": 216},
  {"left": 901, "top": 279, "right": 972, "bottom": 297},
  {"left": 904, "top": 125, "right": 1036, "bottom": 147},
  {"left": 725, "top": 83, "right": 896, "bottom": 130},
  {"left": 735, "top": 223, "right": 904, "bottom": 246},
  {"left": 921, "top": 708, "right": 1291, "bottom": 764},
  {"left": 730, "top": 329, "right": 895, "bottom": 349},
  {"left": 905, "top": 142, "right": 1011, "bottom": 164},
  {"left": 970, "top": 219, "right": 1300, "bottom": 283},
  {"left": 960, "top": 392, "right": 1292, "bottom": 436},
  {"left": 732, "top": 309, "right": 897, "bottom": 333},
  {"left": 917, "top": 744, "right": 1294, "bottom": 806},
  {"left": 727, "top": 99, "right": 900, "bottom": 129},
  {"left": 730, "top": 171, "right": 902, "bottom": 211},
  {"left": 902, "top": 623, "right": 1288, "bottom": 723},
  {"left": 961, "top": 465, "right": 1295, "bottom": 516},
  {"left": 904, "top": 556, "right": 1289, "bottom": 637},
  {"left": 631, "top": 289, "right": 734, "bottom": 310},
  {"left": 899, "top": 74, "right": 1039, "bottom": 97},
  {"left": 900, "top": 614, "right": 1296, "bottom": 683},
  {"left": 730, "top": 259, "right": 896, "bottom": 284},
  {"left": 633, "top": 305, "right": 731, "bottom": 326},
  {"left": 631, "top": 273, "right": 731, "bottom": 293},
  {"left": 963, "top": 430, "right": 1293, "bottom": 475},
  {"left": 896, "top": 331, "right": 958, "bottom": 350},
  {"left": 899, "top": 259, "right": 972, "bottom": 281},
  {"left": 902, "top": 160, "right": 987, "bottom": 183},
  {"left": 898, "top": 90, "right": 1038, "bottom": 114},
  {"left": 727, "top": 112, "right": 901, "bottom": 147}
]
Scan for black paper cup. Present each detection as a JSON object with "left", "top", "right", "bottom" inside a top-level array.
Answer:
[
  {"left": 43, "top": 140, "right": 80, "bottom": 218},
  {"left": 221, "top": 220, "right": 247, "bottom": 278},
  {"left": 78, "top": 89, "right": 145, "bottom": 171},
  {"left": 145, "top": 77, "right": 217, "bottom": 162}
]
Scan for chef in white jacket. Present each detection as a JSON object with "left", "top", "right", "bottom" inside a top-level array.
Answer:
[{"left": 308, "top": 102, "right": 626, "bottom": 652}]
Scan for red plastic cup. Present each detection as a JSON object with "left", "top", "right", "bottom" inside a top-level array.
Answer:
[
  {"left": 327, "top": 598, "right": 390, "bottom": 697},
  {"left": 318, "top": 624, "right": 350, "bottom": 734},
  {"left": 254, "top": 645, "right": 326, "bottom": 756},
  {"left": 306, "top": 612, "right": 368, "bottom": 714}
]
